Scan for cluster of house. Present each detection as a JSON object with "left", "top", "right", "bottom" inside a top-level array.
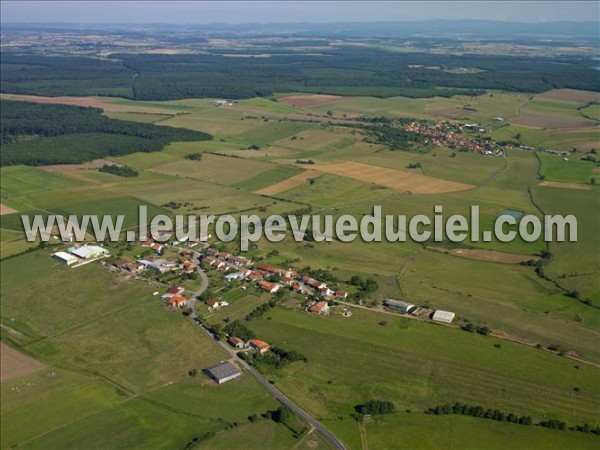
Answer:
[
  {"left": 404, "top": 121, "right": 502, "bottom": 157},
  {"left": 383, "top": 298, "right": 455, "bottom": 324},
  {"left": 200, "top": 248, "right": 349, "bottom": 314},
  {"left": 227, "top": 336, "right": 271, "bottom": 353},
  {"left": 52, "top": 244, "right": 109, "bottom": 267},
  {"left": 201, "top": 247, "right": 253, "bottom": 273}
]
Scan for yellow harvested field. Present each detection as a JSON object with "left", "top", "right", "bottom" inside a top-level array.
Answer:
[
  {"left": 0, "top": 204, "right": 18, "bottom": 216},
  {"left": 255, "top": 170, "right": 322, "bottom": 195},
  {"left": 278, "top": 94, "right": 344, "bottom": 107},
  {"left": 313, "top": 161, "right": 474, "bottom": 194},
  {"left": 1, "top": 342, "right": 46, "bottom": 381},
  {"left": 538, "top": 181, "right": 593, "bottom": 190},
  {"left": 428, "top": 246, "right": 541, "bottom": 264}
]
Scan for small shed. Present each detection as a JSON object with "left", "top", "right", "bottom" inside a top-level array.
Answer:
[{"left": 432, "top": 310, "right": 456, "bottom": 324}]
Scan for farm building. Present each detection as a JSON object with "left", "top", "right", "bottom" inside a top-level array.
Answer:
[
  {"left": 162, "top": 286, "right": 185, "bottom": 299},
  {"left": 258, "top": 280, "right": 280, "bottom": 294},
  {"left": 205, "top": 298, "right": 220, "bottom": 309},
  {"left": 383, "top": 298, "right": 418, "bottom": 314},
  {"left": 52, "top": 251, "right": 79, "bottom": 266},
  {"left": 69, "top": 245, "right": 109, "bottom": 260},
  {"left": 432, "top": 310, "right": 456, "bottom": 324},
  {"left": 249, "top": 339, "right": 270, "bottom": 354},
  {"left": 228, "top": 336, "right": 246, "bottom": 349},
  {"left": 204, "top": 361, "right": 242, "bottom": 385},
  {"left": 309, "top": 301, "right": 330, "bottom": 315},
  {"left": 167, "top": 295, "right": 187, "bottom": 308}
]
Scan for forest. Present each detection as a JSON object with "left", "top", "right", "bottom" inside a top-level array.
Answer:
[
  {"left": 0, "top": 101, "right": 211, "bottom": 165},
  {"left": 1, "top": 47, "right": 599, "bottom": 101}
]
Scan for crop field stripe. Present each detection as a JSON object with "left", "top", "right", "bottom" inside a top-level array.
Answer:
[
  {"left": 254, "top": 170, "right": 322, "bottom": 195},
  {"left": 314, "top": 161, "right": 474, "bottom": 193}
]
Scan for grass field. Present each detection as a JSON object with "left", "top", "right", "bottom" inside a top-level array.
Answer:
[
  {"left": 248, "top": 306, "right": 600, "bottom": 424},
  {"left": 0, "top": 251, "right": 298, "bottom": 448},
  {"left": 2, "top": 89, "right": 599, "bottom": 449},
  {"left": 364, "top": 413, "right": 600, "bottom": 449},
  {"left": 537, "top": 152, "right": 596, "bottom": 184}
]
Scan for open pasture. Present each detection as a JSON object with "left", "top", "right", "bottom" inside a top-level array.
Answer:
[
  {"left": 313, "top": 161, "right": 474, "bottom": 193},
  {"left": 364, "top": 413, "right": 600, "bottom": 450},
  {"left": 249, "top": 306, "right": 600, "bottom": 424},
  {"left": 537, "top": 152, "right": 596, "bottom": 184},
  {"left": 151, "top": 152, "right": 275, "bottom": 185}
]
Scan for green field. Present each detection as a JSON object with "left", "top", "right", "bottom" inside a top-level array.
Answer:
[{"left": 2, "top": 88, "right": 599, "bottom": 449}]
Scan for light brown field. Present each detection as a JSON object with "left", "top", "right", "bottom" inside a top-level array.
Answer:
[
  {"left": 0, "top": 204, "right": 18, "bottom": 216},
  {"left": 278, "top": 94, "right": 344, "bottom": 108},
  {"left": 312, "top": 161, "right": 474, "bottom": 194},
  {"left": 0, "top": 94, "right": 178, "bottom": 114},
  {"left": 40, "top": 159, "right": 117, "bottom": 172},
  {"left": 538, "top": 180, "right": 593, "bottom": 190},
  {"left": 427, "top": 246, "right": 541, "bottom": 264},
  {"left": 255, "top": 170, "right": 322, "bottom": 195},
  {"left": 593, "top": 167, "right": 600, "bottom": 174},
  {"left": 510, "top": 114, "right": 596, "bottom": 130},
  {"left": 0, "top": 342, "right": 46, "bottom": 381},
  {"left": 537, "top": 89, "right": 600, "bottom": 103}
]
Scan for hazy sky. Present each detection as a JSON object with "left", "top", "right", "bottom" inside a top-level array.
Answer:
[{"left": 1, "top": 1, "right": 598, "bottom": 24}]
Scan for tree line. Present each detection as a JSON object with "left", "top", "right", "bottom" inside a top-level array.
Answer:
[
  {"left": 2, "top": 49, "right": 599, "bottom": 101},
  {"left": 0, "top": 100, "right": 211, "bottom": 165}
]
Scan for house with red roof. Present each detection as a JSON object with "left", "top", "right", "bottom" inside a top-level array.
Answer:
[
  {"left": 249, "top": 339, "right": 270, "bottom": 354},
  {"left": 228, "top": 336, "right": 246, "bottom": 349},
  {"left": 258, "top": 280, "right": 280, "bottom": 294},
  {"left": 167, "top": 295, "right": 187, "bottom": 308},
  {"left": 308, "top": 301, "right": 330, "bottom": 315}
]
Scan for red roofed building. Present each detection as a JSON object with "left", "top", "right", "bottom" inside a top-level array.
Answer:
[
  {"left": 249, "top": 339, "right": 270, "bottom": 354},
  {"left": 162, "top": 286, "right": 185, "bottom": 299},
  {"left": 228, "top": 336, "right": 246, "bottom": 349},
  {"left": 258, "top": 280, "right": 280, "bottom": 294},
  {"left": 205, "top": 298, "right": 220, "bottom": 309},
  {"left": 167, "top": 295, "right": 187, "bottom": 308},
  {"left": 308, "top": 301, "right": 330, "bottom": 315}
]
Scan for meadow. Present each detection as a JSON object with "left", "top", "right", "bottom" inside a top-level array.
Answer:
[
  {"left": 1, "top": 87, "right": 599, "bottom": 449},
  {"left": 0, "top": 251, "right": 301, "bottom": 448}
]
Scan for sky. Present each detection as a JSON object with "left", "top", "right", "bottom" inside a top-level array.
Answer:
[{"left": 1, "top": 1, "right": 598, "bottom": 24}]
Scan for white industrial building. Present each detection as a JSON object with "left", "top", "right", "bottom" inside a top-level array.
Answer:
[
  {"left": 383, "top": 298, "right": 418, "bottom": 314},
  {"left": 52, "top": 251, "right": 79, "bottom": 266},
  {"left": 69, "top": 245, "right": 109, "bottom": 260},
  {"left": 432, "top": 310, "right": 456, "bottom": 324}
]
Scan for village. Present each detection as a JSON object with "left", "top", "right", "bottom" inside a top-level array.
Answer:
[
  {"left": 50, "top": 235, "right": 456, "bottom": 385},
  {"left": 404, "top": 120, "right": 503, "bottom": 156}
]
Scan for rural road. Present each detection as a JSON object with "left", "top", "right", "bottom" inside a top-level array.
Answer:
[{"left": 193, "top": 319, "right": 347, "bottom": 450}]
